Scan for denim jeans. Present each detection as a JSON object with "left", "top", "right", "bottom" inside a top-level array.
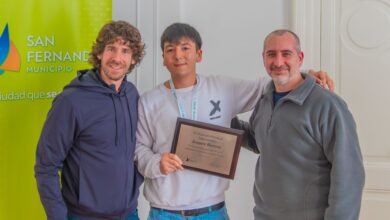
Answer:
[
  {"left": 67, "top": 209, "right": 139, "bottom": 220},
  {"left": 147, "top": 206, "right": 229, "bottom": 220}
]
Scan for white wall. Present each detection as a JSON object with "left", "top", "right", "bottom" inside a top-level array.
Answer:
[
  {"left": 115, "top": 1, "right": 291, "bottom": 219},
  {"left": 181, "top": 0, "right": 292, "bottom": 80}
]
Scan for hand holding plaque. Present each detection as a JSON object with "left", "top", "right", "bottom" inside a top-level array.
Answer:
[
  {"left": 160, "top": 152, "right": 183, "bottom": 175},
  {"left": 171, "top": 118, "right": 243, "bottom": 179}
]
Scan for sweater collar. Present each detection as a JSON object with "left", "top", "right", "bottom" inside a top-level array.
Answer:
[{"left": 264, "top": 74, "right": 316, "bottom": 106}]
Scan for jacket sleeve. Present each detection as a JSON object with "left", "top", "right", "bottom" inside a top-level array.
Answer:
[
  {"left": 230, "top": 116, "right": 259, "bottom": 154},
  {"left": 34, "top": 95, "right": 77, "bottom": 220},
  {"left": 134, "top": 98, "right": 165, "bottom": 179},
  {"left": 322, "top": 99, "right": 365, "bottom": 220}
]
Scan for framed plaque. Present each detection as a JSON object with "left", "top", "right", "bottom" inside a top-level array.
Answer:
[{"left": 171, "top": 118, "right": 244, "bottom": 179}]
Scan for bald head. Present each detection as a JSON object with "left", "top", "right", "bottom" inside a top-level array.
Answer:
[{"left": 263, "top": 29, "right": 301, "bottom": 53}]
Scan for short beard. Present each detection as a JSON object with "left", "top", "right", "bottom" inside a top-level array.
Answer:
[
  {"left": 271, "top": 71, "right": 291, "bottom": 86},
  {"left": 270, "top": 65, "right": 291, "bottom": 85},
  {"left": 102, "top": 68, "right": 127, "bottom": 81}
]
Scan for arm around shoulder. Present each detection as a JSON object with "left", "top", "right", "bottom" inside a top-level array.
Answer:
[{"left": 224, "top": 76, "right": 269, "bottom": 114}]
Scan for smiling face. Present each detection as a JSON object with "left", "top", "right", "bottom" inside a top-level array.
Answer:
[
  {"left": 263, "top": 32, "right": 304, "bottom": 90},
  {"left": 162, "top": 37, "right": 202, "bottom": 82},
  {"left": 98, "top": 38, "right": 135, "bottom": 90}
]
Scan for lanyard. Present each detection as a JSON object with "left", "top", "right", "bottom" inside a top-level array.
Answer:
[{"left": 169, "top": 75, "right": 199, "bottom": 120}]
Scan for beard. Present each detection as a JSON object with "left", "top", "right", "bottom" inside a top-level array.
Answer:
[
  {"left": 269, "top": 65, "right": 291, "bottom": 85},
  {"left": 102, "top": 61, "right": 129, "bottom": 81},
  {"left": 271, "top": 75, "right": 291, "bottom": 85},
  {"left": 102, "top": 69, "right": 126, "bottom": 81}
]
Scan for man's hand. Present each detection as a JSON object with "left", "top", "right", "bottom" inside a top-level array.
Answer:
[
  {"left": 308, "top": 70, "right": 335, "bottom": 91},
  {"left": 160, "top": 153, "right": 183, "bottom": 175}
]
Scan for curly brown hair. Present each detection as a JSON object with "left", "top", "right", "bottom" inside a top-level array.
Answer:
[{"left": 89, "top": 20, "right": 145, "bottom": 73}]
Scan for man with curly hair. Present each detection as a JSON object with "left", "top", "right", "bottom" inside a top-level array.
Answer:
[{"left": 35, "top": 20, "right": 145, "bottom": 220}]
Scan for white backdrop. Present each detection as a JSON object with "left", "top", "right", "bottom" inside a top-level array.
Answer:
[{"left": 114, "top": 1, "right": 291, "bottom": 219}]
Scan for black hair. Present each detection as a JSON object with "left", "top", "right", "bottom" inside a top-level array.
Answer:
[{"left": 160, "top": 23, "right": 202, "bottom": 51}]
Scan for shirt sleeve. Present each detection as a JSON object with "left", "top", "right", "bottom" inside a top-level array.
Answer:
[
  {"left": 322, "top": 98, "right": 365, "bottom": 220},
  {"left": 134, "top": 98, "right": 165, "bottom": 179},
  {"left": 34, "top": 95, "right": 76, "bottom": 220},
  {"left": 228, "top": 76, "right": 269, "bottom": 114}
]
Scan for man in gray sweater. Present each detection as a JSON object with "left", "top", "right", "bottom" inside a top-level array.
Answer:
[{"left": 232, "top": 30, "right": 365, "bottom": 220}]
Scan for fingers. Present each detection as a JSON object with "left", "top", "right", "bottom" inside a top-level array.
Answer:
[
  {"left": 319, "top": 71, "right": 335, "bottom": 92},
  {"left": 310, "top": 70, "right": 335, "bottom": 92},
  {"left": 314, "top": 75, "right": 325, "bottom": 88},
  {"left": 326, "top": 76, "right": 335, "bottom": 92},
  {"left": 160, "top": 153, "right": 183, "bottom": 175}
]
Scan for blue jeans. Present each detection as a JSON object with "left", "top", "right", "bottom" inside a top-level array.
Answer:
[
  {"left": 68, "top": 209, "right": 139, "bottom": 220},
  {"left": 147, "top": 206, "right": 229, "bottom": 220}
]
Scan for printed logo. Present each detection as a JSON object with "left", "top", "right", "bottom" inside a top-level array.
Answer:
[
  {"left": 0, "top": 23, "right": 21, "bottom": 75},
  {"left": 209, "top": 100, "right": 221, "bottom": 120}
]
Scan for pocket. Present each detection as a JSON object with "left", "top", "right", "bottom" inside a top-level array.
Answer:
[
  {"left": 207, "top": 207, "right": 230, "bottom": 220},
  {"left": 77, "top": 167, "right": 99, "bottom": 209}
]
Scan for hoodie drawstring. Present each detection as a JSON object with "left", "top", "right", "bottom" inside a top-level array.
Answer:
[
  {"left": 125, "top": 92, "right": 134, "bottom": 143},
  {"left": 110, "top": 94, "right": 119, "bottom": 146}
]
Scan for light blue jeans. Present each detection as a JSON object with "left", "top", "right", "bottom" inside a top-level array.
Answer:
[
  {"left": 68, "top": 209, "right": 139, "bottom": 220},
  {"left": 147, "top": 206, "right": 229, "bottom": 220}
]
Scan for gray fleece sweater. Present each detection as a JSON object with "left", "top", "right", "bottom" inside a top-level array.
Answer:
[{"left": 235, "top": 75, "right": 365, "bottom": 220}]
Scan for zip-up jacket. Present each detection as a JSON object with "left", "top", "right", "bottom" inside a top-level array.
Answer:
[{"left": 35, "top": 68, "right": 143, "bottom": 220}]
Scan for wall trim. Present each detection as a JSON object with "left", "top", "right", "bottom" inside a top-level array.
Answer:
[
  {"left": 292, "top": 0, "right": 339, "bottom": 91},
  {"left": 292, "top": 0, "right": 321, "bottom": 71}
]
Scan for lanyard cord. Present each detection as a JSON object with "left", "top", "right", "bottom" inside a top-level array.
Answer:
[{"left": 169, "top": 75, "right": 199, "bottom": 120}]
